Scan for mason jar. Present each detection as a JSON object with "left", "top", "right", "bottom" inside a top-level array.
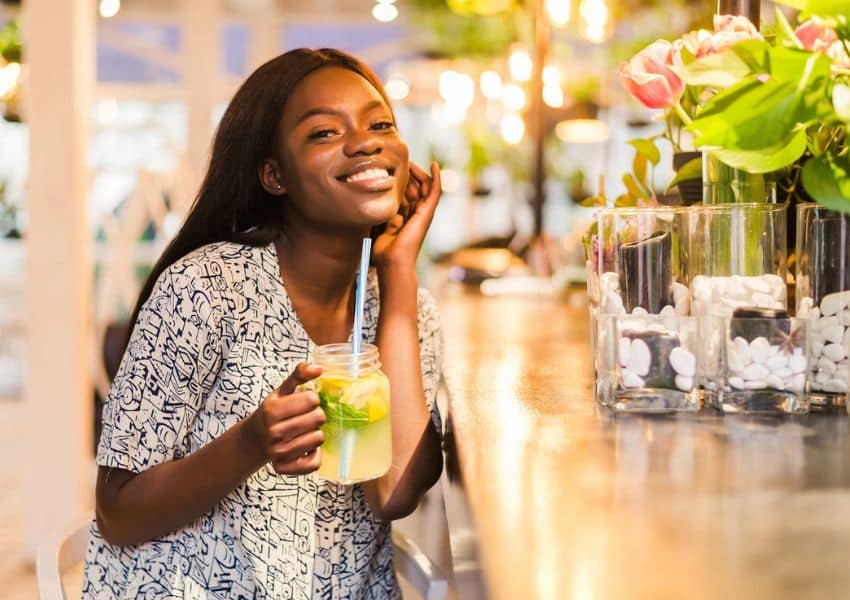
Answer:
[{"left": 310, "top": 343, "right": 392, "bottom": 484}]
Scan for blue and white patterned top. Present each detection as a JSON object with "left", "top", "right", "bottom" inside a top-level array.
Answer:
[{"left": 82, "top": 241, "right": 443, "bottom": 600}]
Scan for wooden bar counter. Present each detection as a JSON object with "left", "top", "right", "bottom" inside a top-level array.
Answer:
[{"left": 439, "top": 288, "right": 850, "bottom": 600}]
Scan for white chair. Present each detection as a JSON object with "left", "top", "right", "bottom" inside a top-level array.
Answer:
[{"left": 37, "top": 514, "right": 448, "bottom": 600}]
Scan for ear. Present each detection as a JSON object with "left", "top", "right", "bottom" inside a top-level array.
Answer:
[{"left": 259, "top": 159, "right": 287, "bottom": 196}]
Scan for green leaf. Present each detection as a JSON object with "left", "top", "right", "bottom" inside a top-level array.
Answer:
[
  {"left": 614, "top": 194, "right": 637, "bottom": 207},
  {"left": 633, "top": 152, "right": 648, "bottom": 187},
  {"left": 768, "top": 45, "right": 831, "bottom": 85},
  {"left": 622, "top": 174, "right": 649, "bottom": 201},
  {"left": 579, "top": 195, "right": 605, "bottom": 207},
  {"left": 704, "top": 129, "right": 808, "bottom": 173},
  {"left": 665, "top": 157, "right": 703, "bottom": 193},
  {"left": 775, "top": 6, "right": 805, "bottom": 50},
  {"left": 318, "top": 389, "right": 370, "bottom": 428},
  {"left": 627, "top": 138, "right": 661, "bottom": 166},
  {"left": 675, "top": 43, "right": 763, "bottom": 87},
  {"left": 802, "top": 154, "right": 850, "bottom": 212},
  {"left": 774, "top": 0, "right": 850, "bottom": 17}
]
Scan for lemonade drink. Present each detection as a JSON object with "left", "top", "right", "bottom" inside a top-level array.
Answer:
[{"left": 312, "top": 344, "right": 392, "bottom": 483}]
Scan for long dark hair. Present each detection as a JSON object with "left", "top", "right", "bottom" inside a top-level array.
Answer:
[{"left": 125, "top": 48, "right": 391, "bottom": 346}]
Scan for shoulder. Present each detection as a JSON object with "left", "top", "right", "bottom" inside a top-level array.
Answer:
[{"left": 151, "top": 241, "right": 273, "bottom": 324}]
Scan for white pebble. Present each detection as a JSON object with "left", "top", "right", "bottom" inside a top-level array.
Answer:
[
  {"left": 774, "top": 367, "right": 793, "bottom": 379},
  {"left": 631, "top": 306, "right": 648, "bottom": 316},
  {"left": 675, "top": 374, "right": 693, "bottom": 391},
  {"left": 600, "top": 271, "right": 620, "bottom": 293},
  {"left": 823, "top": 379, "right": 848, "bottom": 393},
  {"left": 816, "top": 370, "right": 831, "bottom": 384},
  {"left": 728, "top": 351, "right": 745, "bottom": 374},
  {"left": 745, "top": 380, "right": 768, "bottom": 390},
  {"left": 824, "top": 343, "right": 847, "bottom": 362},
  {"left": 733, "top": 337, "right": 751, "bottom": 364},
  {"left": 751, "top": 292, "right": 772, "bottom": 307},
  {"left": 798, "top": 296, "right": 814, "bottom": 318},
  {"left": 659, "top": 305, "right": 676, "bottom": 318},
  {"left": 749, "top": 337, "right": 771, "bottom": 364},
  {"left": 789, "top": 354, "right": 807, "bottom": 374},
  {"left": 619, "top": 337, "right": 631, "bottom": 368},
  {"left": 844, "top": 327, "right": 850, "bottom": 350},
  {"left": 786, "top": 373, "right": 806, "bottom": 392},
  {"left": 821, "top": 291, "right": 850, "bottom": 316},
  {"left": 813, "top": 307, "right": 822, "bottom": 319},
  {"left": 763, "top": 274, "right": 786, "bottom": 298},
  {"left": 767, "top": 354, "right": 788, "bottom": 371},
  {"left": 729, "top": 376, "right": 746, "bottom": 390},
  {"left": 816, "top": 315, "right": 840, "bottom": 333},
  {"left": 603, "top": 291, "right": 626, "bottom": 314},
  {"left": 669, "top": 347, "right": 696, "bottom": 377},
  {"left": 766, "top": 374, "right": 784, "bottom": 389},
  {"left": 672, "top": 281, "right": 689, "bottom": 300},
  {"left": 812, "top": 340, "right": 824, "bottom": 358},
  {"left": 768, "top": 345, "right": 780, "bottom": 358},
  {"left": 622, "top": 369, "right": 645, "bottom": 389},
  {"left": 841, "top": 310, "right": 850, "bottom": 327},
  {"left": 743, "top": 363, "right": 770, "bottom": 380},
  {"left": 744, "top": 277, "right": 770, "bottom": 293},
  {"left": 627, "top": 338, "right": 651, "bottom": 377},
  {"left": 817, "top": 357, "right": 837, "bottom": 376},
  {"left": 823, "top": 324, "right": 845, "bottom": 344}
]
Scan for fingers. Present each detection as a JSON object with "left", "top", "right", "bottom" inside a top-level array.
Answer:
[
  {"left": 272, "top": 447, "right": 323, "bottom": 476},
  {"left": 267, "top": 405, "right": 326, "bottom": 442},
  {"left": 277, "top": 362, "right": 322, "bottom": 396}
]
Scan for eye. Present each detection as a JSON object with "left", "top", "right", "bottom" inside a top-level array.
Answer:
[
  {"left": 308, "top": 128, "right": 337, "bottom": 140},
  {"left": 371, "top": 120, "right": 395, "bottom": 131}
]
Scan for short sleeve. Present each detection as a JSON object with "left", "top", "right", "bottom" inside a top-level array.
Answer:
[
  {"left": 417, "top": 288, "right": 443, "bottom": 436},
  {"left": 97, "top": 264, "right": 223, "bottom": 473}
]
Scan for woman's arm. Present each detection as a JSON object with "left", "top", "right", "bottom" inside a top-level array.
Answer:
[
  {"left": 365, "top": 161, "right": 444, "bottom": 521},
  {"left": 97, "top": 364, "right": 325, "bottom": 546}
]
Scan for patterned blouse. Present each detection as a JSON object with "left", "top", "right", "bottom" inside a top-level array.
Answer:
[{"left": 82, "top": 241, "right": 443, "bottom": 600}]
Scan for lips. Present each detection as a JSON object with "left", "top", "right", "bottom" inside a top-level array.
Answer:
[{"left": 336, "top": 161, "right": 397, "bottom": 183}]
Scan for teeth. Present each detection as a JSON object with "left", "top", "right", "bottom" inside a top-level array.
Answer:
[{"left": 345, "top": 168, "right": 390, "bottom": 183}]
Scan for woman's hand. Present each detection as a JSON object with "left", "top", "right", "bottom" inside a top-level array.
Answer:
[
  {"left": 249, "top": 362, "right": 326, "bottom": 475},
  {"left": 372, "top": 161, "right": 441, "bottom": 271}
]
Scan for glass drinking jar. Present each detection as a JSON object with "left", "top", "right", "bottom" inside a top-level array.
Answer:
[{"left": 310, "top": 343, "right": 392, "bottom": 484}]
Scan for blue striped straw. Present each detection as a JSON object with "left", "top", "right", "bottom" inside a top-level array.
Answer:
[{"left": 340, "top": 237, "right": 371, "bottom": 481}]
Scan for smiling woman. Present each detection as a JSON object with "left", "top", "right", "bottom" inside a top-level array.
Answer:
[{"left": 82, "top": 48, "right": 444, "bottom": 600}]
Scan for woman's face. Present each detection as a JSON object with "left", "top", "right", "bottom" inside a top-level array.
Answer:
[{"left": 272, "top": 66, "right": 409, "bottom": 230}]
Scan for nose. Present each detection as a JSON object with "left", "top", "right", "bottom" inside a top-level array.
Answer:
[{"left": 343, "top": 127, "right": 382, "bottom": 157}]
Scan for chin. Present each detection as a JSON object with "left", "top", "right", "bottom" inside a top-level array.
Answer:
[{"left": 360, "top": 193, "right": 401, "bottom": 224}]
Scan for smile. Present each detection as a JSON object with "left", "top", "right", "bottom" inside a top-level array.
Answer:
[{"left": 339, "top": 167, "right": 395, "bottom": 184}]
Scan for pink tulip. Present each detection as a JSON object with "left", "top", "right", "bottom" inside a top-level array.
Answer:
[
  {"left": 713, "top": 14, "right": 760, "bottom": 37},
  {"left": 795, "top": 19, "right": 838, "bottom": 52},
  {"left": 827, "top": 41, "right": 850, "bottom": 69},
  {"left": 620, "top": 40, "right": 684, "bottom": 110}
]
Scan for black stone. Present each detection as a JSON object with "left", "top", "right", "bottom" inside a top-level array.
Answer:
[
  {"left": 619, "top": 231, "right": 674, "bottom": 314},
  {"left": 622, "top": 328, "right": 681, "bottom": 390}
]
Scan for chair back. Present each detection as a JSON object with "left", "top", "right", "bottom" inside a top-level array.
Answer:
[{"left": 36, "top": 515, "right": 91, "bottom": 600}]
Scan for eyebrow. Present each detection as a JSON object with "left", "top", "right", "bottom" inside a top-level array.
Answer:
[{"left": 295, "top": 99, "right": 388, "bottom": 125}]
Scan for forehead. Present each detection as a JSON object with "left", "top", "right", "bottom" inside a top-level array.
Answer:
[{"left": 284, "top": 66, "right": 390, "bottom": 124}]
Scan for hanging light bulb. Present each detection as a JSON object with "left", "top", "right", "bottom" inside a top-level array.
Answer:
[
  {"left": 543, "top": 65, "right": 561, "bottom": 87},
  {"left": 545, "top": 0, "right": 571, "bottom": 27},
  {"left": 439, "top": 70, "right": 475, "bottom": 108},
  {"left": 580, "top": 0, "right": 609, "bottom": 43}
]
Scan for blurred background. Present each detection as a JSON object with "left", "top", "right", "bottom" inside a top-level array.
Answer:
[{"left": 0, "top": 0, "right": 716, "bottom": 597}]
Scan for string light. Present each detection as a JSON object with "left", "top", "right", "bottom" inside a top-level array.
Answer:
[
  {"left": 385, "top": 78, "right": 409, "bottom": 100},
  {"left": 480, "top": 70, "right": 503, "bottom": 100},
  {"left": 372, "top": 2, "right": 398, "bottom": 22},
  {"left": 545, "top": 0, "right": 571, "bottom": 27},
  {"left": 99, "top": 0, "right": 121, "bottom": 18},
  {"left": 502, "top": 84, "right": 527, "bottom": 111},
  {"left": 508, "top": 47, "right": 532, "bottom": 82},
  {"left": 501, "top": 113, "right": 525, "bottom": 144}
]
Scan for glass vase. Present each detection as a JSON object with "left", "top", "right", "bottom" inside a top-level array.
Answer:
[
  {"left": 685, "top": 202, "right": 788, "bottom": 318},
  {"left": 796, "top": 203, "right": 850, "bottom": 409},
  {"left": 701, "top": 152, "right": 778, "bottom": 205}
]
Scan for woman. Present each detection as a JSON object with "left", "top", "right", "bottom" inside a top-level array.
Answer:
[{"left": 82, "top": 48, "right": 443, "bottom": 599}]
